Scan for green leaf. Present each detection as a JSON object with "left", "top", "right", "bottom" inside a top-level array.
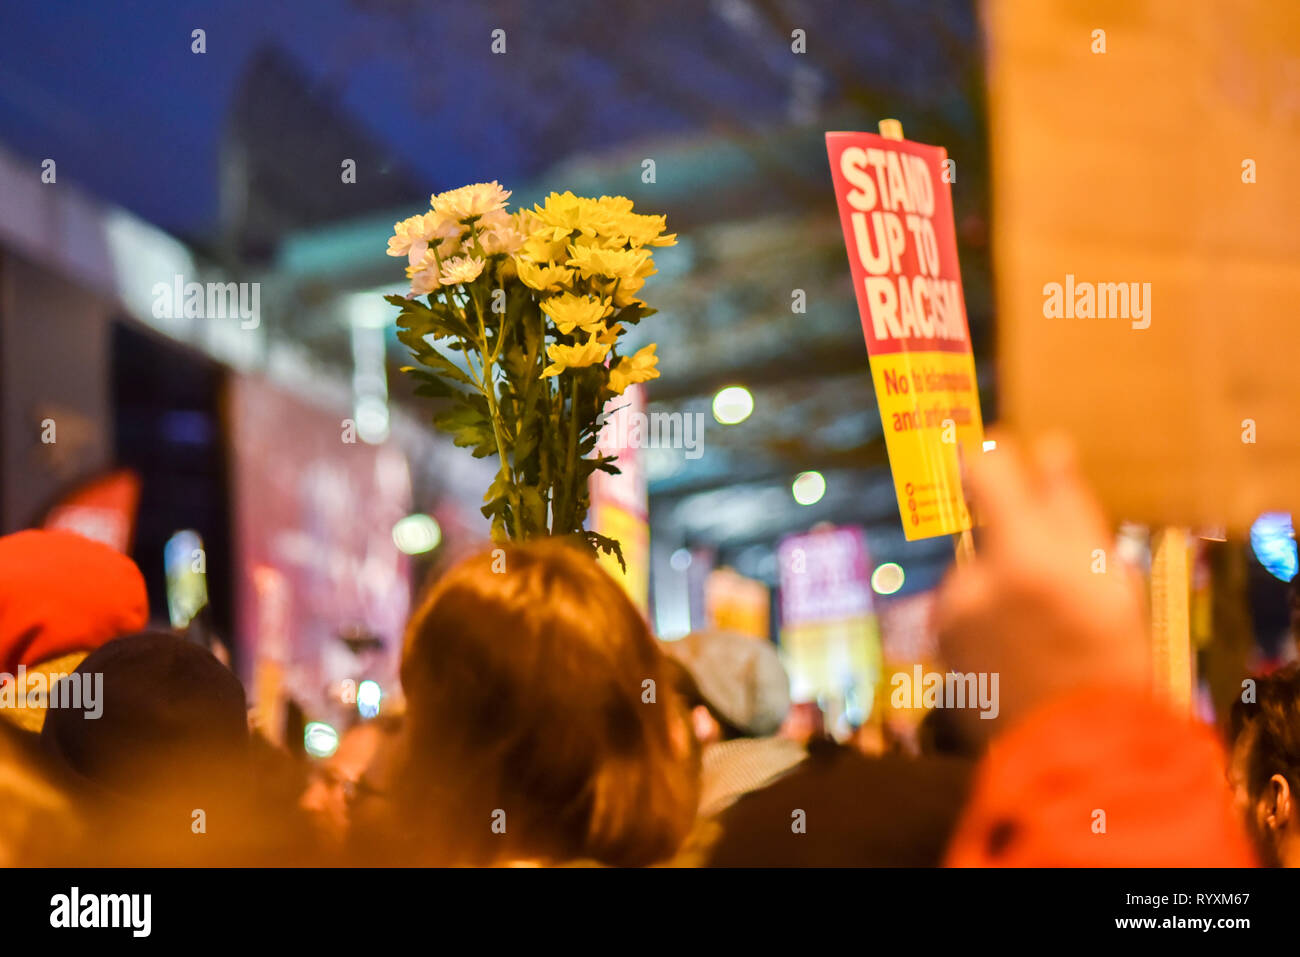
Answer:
[
  {"left": 513, "top": 415, "right": 540, "bottom": 465},
  {"left": 586, "top": 531, "right": 626, "bottom": 572},
  {"left": 518, "top": 485, "right": 547, "bottom": 535},
  {"left": 413, "top": 349, "right": 476, "bottom": 390},
  {"left": 433, "top": 402, "right": 496, "bottom": 458},
  {"left": 405, "top": 369, "right": 455, "bottom": 399},
  {"left": 483, "top": 471, "right": 511, "bottom": 506},
  {"left": 392, "top": 297, "right": 437, "bottom": 330},
  {"left": 396, "top": 326, "right": 433, "bottom": 354}
]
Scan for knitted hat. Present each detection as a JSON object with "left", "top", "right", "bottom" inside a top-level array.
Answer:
[
  {"left": 0, "top": 530, "right": 149, "bottom": 732},
  {"left": 663, "top": 631, "right": 791, "bottom": 737}
]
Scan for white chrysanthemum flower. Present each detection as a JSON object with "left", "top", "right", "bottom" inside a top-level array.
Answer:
[
  {"left": 476, "top": 209, "right": 527, "bottom": 255},
  {"left": 438, "top": 255, "right": 486, "bottom": 286},
  {"left": 432, "top": 181, "right": 512, "bottom": 222},
  {"left": 407, "top": 250, "right": 442, "bottom": 296},
  {"left": 407, "top": 211, "right": 468, "bottom": 265},
  {"left": 386, "top": 214, "right": 424, "bottom": 258}
]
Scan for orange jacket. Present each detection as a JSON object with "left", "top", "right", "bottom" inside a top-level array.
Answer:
[{"left": 946, "top": 687, "right": 1257, "bottom": 867}]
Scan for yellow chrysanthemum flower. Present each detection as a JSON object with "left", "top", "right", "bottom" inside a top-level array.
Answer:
[
  {"left": 514, "top": 208, "right": 543, "bottom": 235},
  {"left": 620, "top": 211, "right": 677, "bottom": 248},
  {"left": 534, "top": 192, "right": 666, "bottom": 246},
  {"left": 541, "top": 333, "right": 613, "bottom": 377},
  {"left": 569, "top": 230, "right": 630, "bottom": 251},
  {"left": 592, "top": 194, "right": 635, "bottom": 217},
  {"left": 608, "top": 344, "right": 659, "bottom": 395},
  {"left": 515, "top": 259, "right": 574, "bottom": 292},
  {"left": 566, "top": 244, "right": 655, "bottom": 282},
  {"left": 432, "top": 181, "right": 512, "bottom": 222},
  {"left": 519, "top": 231, "right": 570, "bottom": 265},
  {"left": 532, "top": 191, "right": 586, "bottom": 232},
  {"left": 610, "top": 275, "right": 647, "bottom": 308},
  {"left": 540, "top": 293, "right": 611, "bottom": 335}
]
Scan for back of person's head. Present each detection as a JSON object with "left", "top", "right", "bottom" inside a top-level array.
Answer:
[
  {"left": 662, "top": 630, "right": 792, "bottom": 741},
  {"left": 919, "top": 705, "right": 979, "bottom": 758},
  {"left": 38, "top": 631, "right": 266, "bottom": 863},
  {"left": 1229, "top": 664, "right": 1300, "bottom": 795},
  {"left": 1229, "top": 663, "right": 1300, "bottom": 863},
  {"left": 396, "top": 540, "right": 698, "bottom": 866},
  {"left": 41, "top": 631, "right": 249, "bottom": 799}
]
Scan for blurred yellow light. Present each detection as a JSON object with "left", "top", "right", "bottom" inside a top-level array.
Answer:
[{"left": 392, "top": 514, "right": 441, "bottom": 554}]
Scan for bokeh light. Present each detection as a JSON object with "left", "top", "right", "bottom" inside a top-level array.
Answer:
[
  {"left": 712, "top": 386, "right": 754, "bottom": 425},
  {"left": 792, "top": 471, "right": 826, "bottom": 506},
  {"left": 392, "top": 513, "right": 442, "bottom": 555},
  {"left": 304, "top": 722, "right": 340, "bottom": 759},
  {"left": 1250, "top": 512, "right": 1297, "bottom": 582},
  {"left": 871, "top": 561, "right": 905, "bottom": 595}
]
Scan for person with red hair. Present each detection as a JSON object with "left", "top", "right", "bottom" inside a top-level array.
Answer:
[{"left": 384, "top": 539, "right": 700, "bottom": 866}]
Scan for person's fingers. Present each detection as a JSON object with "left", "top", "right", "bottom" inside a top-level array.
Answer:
[
  {"left": 964, "top": 432, "right": 1036, "bottom": 545},
  {"left": 1028, "top": 432, "right": 1077, "bottom": 492},
  {"left": 933, "top": 563, "right": 992, "bottom": 661},
  {"left": 1031, "top": 432, "right": 1111, "bottom": 543}
]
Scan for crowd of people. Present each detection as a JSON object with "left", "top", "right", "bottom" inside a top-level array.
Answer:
[{"left": 0, "top": 435, "right": 1294, "bottom": 867}]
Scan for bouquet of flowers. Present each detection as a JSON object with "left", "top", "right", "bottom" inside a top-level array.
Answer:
[{"left": 385, "top": 181, "right": 675, "bottom": 564}]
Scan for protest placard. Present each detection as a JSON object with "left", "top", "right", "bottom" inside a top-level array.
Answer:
[{"left": 826, "top": 130, "right": 985, "bottom": 540}]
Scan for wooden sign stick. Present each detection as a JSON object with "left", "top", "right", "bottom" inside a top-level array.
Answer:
[{"left": 1150, "top": 526, "right": 1193, "bottom": 711}]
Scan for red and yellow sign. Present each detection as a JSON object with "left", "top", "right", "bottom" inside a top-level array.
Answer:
[{"left": 826, "top": 131, "right": 984, "bottom": 540}]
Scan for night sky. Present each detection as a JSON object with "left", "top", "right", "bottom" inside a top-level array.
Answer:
[
  {"left": 0, "top": 0, "right": 843, "bottom": 236},
  {"left": 0, "top": 1, "right": 978, "bottom": 238}
]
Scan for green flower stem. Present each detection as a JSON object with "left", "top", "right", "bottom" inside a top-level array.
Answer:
[
  {"left": 469, "top": 281, "right": 523, "bottom": 540},
  {"left": 560, "top": 375, "right": 581, "bottom": 534},
  {"left": 536, "top": 314, "right": 557, "bottom": 534}
]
